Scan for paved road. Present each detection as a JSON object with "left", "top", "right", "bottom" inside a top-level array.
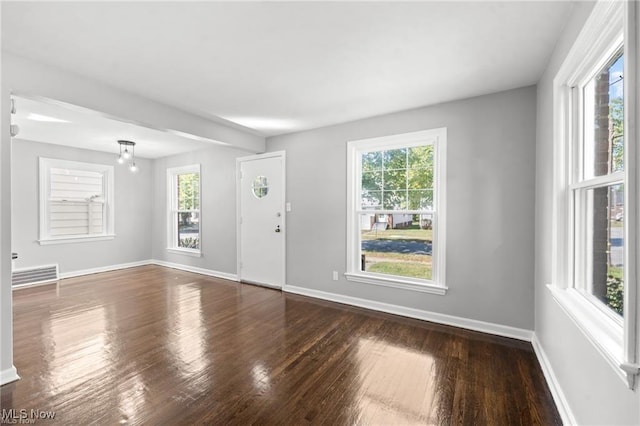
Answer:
[
  {"left": 610, "top": 227, "right": 623, "bottom": 266},
  {"left": 361, "top": 239, "right": 432, "bottom": 256}
]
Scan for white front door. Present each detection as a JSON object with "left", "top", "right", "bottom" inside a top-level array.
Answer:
[{"left": 237, "top": 152, "right": 285, "bottom": 288}]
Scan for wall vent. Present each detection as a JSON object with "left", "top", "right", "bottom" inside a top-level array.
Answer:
[{"left": 12, "top": 265, "right": 58, "bottom": 287}]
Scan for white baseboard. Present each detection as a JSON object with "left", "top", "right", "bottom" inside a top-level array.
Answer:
[
  {"left": 0, "top": 365, "right": 20, "bottom": 386},
  {"left": 12, "top": 278, "right": 59, "bottom": 290},
  {"left": 284, "top": 285, "right": 533, "bottom": 341},
  {"left": 14, "top": 259, "right": 237, "bottom": 288},
  {"left": 58, "top": 260, "right": 153, "bottom": 279},
  {"left": 531, "top": 334, "right": 577, "bottom": 425},
  {"left": 150, "top": 259, "right": 238, "bottom": 282}
]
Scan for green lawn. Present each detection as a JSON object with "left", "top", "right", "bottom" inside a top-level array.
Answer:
[
  {"left": 608, "top": 265, "right": 623, "bottom": 280},
  {"left": 361, "top": 225, "right": 432, "bottom": 242},
  {"left": 610, "top": 219, "right": 623, "bottom": 228},
  {"left": 368, "top": 261, "right": 432, "bottom": 280}
]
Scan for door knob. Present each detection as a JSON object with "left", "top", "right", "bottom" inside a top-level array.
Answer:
[{"left": 275, "top": 225, "right": 281, "bottom": 233}]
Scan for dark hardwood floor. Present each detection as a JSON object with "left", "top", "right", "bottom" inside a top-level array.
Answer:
[{"left": 1, "top": 265, "right": 560, "bottom": 425}]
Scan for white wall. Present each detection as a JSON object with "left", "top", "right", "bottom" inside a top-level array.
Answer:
[
  {"left": 151, "top": 145, "right": 248, "bottom": 277},
  {"left": 267, "top": 86, "right": 537, "bottom": 331},
  {"left": 11, "top": 139, "right": 153, "bottom": 274},
  {"left": 534, "top": 2, "right": 640, "bottom": 425}
]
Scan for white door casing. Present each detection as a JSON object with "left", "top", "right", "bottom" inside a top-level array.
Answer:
[{"left": 237, "top": 151, "right": 285, "bottom": 288}]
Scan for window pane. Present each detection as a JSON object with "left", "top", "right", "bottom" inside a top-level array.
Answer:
[
  {"left": 579, "top": 184, "right": 624, "bottom": 316},
  {"left": 48, "top": 201, "right": 105, "bottom": 237},
  {"left": 383, "top": 190, "right": 407, "bottom": 210},
  {"left": 178, "top": 211, "right": 200, "bottom": 249},
  {"left": 408, "top": 167, "right": 433, "bottom": 190},
  {"left": 383, "top": 169, "right": 407, "bottom": 190},
  {"left": 383, "top": 148, "right": 407, "bottom": 170},
  {"left": 360, "top": 213, "right": 432, "bottom": 280},
  {"left": 362, "top": 171, "right": 382, "bottom": 191},
  {"left": 408, "top": 145, "right": 433, "bottom": 170},
  {"left": 177, "top": 173, "right": 200, "bottom": 210},
  {"left": 362, "top": 151, "right": 382, "bottom": 172},
  {"left": 360, "top": 145, "right": 434, "bottom": 211},
  {"left": 251, "top": 176, "right": 269, "bottom": 199},
  {"left": 50, "top": 168, "right": 104, "bottom": 201},
  {"left": 361, "top": 190, "right": 382, "bottom": 209},
  {"left": 408, "top": 190, "right": 433, "bottom": 210},
  {"left": 583, "top": 51, "right": 624, "bottom": 179},
  {"left": 89, "top": 203, "right": 104, "bottom": 235}
]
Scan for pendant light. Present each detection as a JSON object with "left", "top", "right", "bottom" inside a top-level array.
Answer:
[{"left": 116, "top": 140, "right": 138, "bottom": 173}]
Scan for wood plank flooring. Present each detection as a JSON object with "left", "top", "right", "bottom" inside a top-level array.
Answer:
[{"left": 1, "top": 265, "right": 560, "bottom": 425}]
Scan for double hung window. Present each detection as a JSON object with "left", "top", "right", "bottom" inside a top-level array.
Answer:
[
  {"left": 167, "top": 165, "right": 201, "bottom": 255},
  {"left": 552, "top": 0, "right": 639, "bottom": 388},
  {"left": 346, "top": 128, "right": 447, "bottom": 294},
  {"left": 572, "top": 49, "right": 625, "bottom": 317},
  {"left": 39, "top": 158, "right": 114, "bottom": 244}
]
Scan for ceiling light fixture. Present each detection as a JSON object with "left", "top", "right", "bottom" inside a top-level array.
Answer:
[{"left": 117, "top": 140, "right": 138, "bottom": 172}]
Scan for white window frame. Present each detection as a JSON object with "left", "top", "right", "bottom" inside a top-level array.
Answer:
[
  {"left": 550, "top": 0, "right": 639, "bottom": 389},
  {"left": 345, "top": 128, "right": 447, "bottom": 295},
  {"left": 166, "top": 164, "right": 201, "bottom": 257},
  {"left": 38, "top": 158, "right": 115, "bottom": 245}
]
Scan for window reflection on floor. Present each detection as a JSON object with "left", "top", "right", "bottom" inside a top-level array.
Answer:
[
  {"left": 251, "top": 362, "right": 271, "bottom": 393},
  {"left": 117, "top": 373, "right": 146, "bottom": 423},
  {"left": 46, "top": 306, "right": 108, "bottom": 394},
  {"left": 169, "top": 284, "right": 207, "bottom": 377},
  {"left": 356, "top": 337, "right": 436, "bottom": 424}
]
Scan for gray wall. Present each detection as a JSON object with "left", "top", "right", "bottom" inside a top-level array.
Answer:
[
  {"left": 151, "top": 145, "right": 248, "bottom": 276},
  {"left": 534, "top": 2, "right": 640, "bottom": 424},
  {"left": 11, "top": 139, "right": 153, "bottom": 273},
  {"left": 267, "top": 86, "right": 537, "bottom": 330},
  {"left": 11, "top": 138, "right": 247, "bottom": 277}
]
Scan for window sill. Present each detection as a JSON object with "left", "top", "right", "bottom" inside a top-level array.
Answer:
[
  {"left": 344, "top": 272, "right": 447, "bottom": 295},
  {"left": 166, "top": 248, "right": 202, "bottom": 257},
  {"left": 38, "top": 235, "right": 115, "bottom": 245},
  {"left": 546, "top": 284, "right": 627, "bottom": 385}
]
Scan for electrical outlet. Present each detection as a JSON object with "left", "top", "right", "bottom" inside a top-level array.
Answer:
[{"left": 332, "top": 271, "right": 338, "bottom": 281}]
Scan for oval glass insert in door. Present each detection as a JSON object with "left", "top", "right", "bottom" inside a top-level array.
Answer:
[{"left": 252, "top": 176, "right": 269, "bottom": 198}]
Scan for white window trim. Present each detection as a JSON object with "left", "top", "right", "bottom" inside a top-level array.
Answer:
[
  {"left": 166, "top": 164, "right": 202, "bottom": 256},
  {"left": 38, "top": 157, "right": 115, "bottom": 245},
  {"left": 345, "top": 128, "right": 447, "bottom": 295},
  {"left": 551, "top": 0, "right": 639, "bottom": 389}
]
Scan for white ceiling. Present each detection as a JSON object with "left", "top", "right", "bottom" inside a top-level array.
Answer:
[
  {"left": 2, "top": 1, "right": 574, "bottom": 137},
  {"left": 12, "top": 96, "right": 225, "bottom": 159}
]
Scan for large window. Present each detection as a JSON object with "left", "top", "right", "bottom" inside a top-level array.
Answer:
[
  {"left": 573, "top": 49, "right": 625, "bottom": 317},
  {"left": 552, "top": 1, "right": 638, "bottom": 389},
  {"left": 346, "top": 128, "right": 447, "bottom": 294},
  {"left": 167, "top": 165, "right": 201, "bottom": 255},
  {"left": 39, "top": 158, "right": 114, "bottom": 244}
]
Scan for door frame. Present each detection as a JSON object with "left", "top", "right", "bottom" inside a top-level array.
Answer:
[{"left": 236, "top": 150, "right": 286, "bottom": 289}]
